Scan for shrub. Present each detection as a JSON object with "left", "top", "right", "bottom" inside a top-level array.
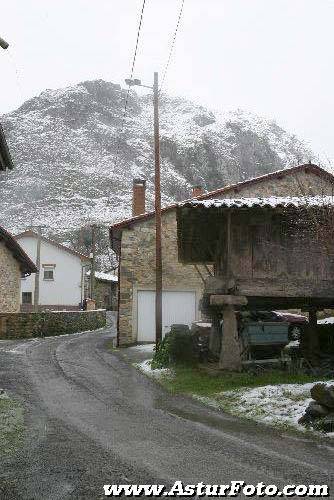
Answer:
[
  {"left": 151, "top": 325, "right": 196, "bottom": 369},
  {"left": 151, "top": 335, "right": 171, "bottom": 369}
]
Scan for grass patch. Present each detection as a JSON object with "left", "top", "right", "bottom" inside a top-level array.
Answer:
[
  {"left": 160, "top": 365, "right": 331, "bottom": 396},
  {"left": 0, "top": 397, "right": 25, "bottom": 456},
  {"left": 105, "top": 339, "right": 118, "bottom": 351}
]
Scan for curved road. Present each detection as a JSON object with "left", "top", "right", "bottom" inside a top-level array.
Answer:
[{"left": 0, "top": 328, "right": 333, "bottom": 499}]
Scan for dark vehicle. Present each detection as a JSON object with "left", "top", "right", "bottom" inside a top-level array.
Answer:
[
  {"left": 192, "top": 311, "right": 307, "bottom": 356},
  {"left": 237, "top": 311, "right": 307, "bottom": 340},
  {"left": 273, "top": 311, "right": 308, "bottom": 339}
]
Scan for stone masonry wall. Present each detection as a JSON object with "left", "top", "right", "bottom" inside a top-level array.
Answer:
[
  {"left": 0, "top": 309, "right": 106, "bottom": 339},
  {"left": 94, "top": 281, "right": 118, "bottom": 311},
  {"left": 119, "top": 210, "right": 206, "bottom": 344},
  {"left": 0, "top": 242, "right": 21, "bottom": 313},
  {"left": 118, "top": 168, "right": 334, "bottom": 345}
]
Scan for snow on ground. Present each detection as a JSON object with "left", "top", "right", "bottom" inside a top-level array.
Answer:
[
  {"left": 318, "top": 317, "right": 334, "bottom": 324},
  {"left": 285, "top": 340, "right": 300, "bottom": 348},
  {"left": 129, "top": 343, "right": 155, "bottom": 353},
  {"left": 196, "top": 381, "right": 334, "bottom": 435},
  {"left": 135, "top": 359, "right": 174, "bottom": 379}
]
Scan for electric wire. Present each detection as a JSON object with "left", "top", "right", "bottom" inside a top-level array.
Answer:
[
  {"left": 112, "top": 0, "right": 147, "bottom": 174},
  {"left": 159, "top": 0, "right": 185, "bottom": 94}
]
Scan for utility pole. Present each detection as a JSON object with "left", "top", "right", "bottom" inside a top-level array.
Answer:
[
  {"left": 34, "top": 226, "right": 42, "bottom": 311},
  {"left": 90, "top": 224, "right": 96, "bottom": 300},
  {"left": 124, "top": 72, "right": 162, "bottom": 345},
  {"left": 153, "top": 72, "right": 162, "bottom": 345}
]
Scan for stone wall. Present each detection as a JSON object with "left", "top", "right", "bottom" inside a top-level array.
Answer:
[
  {"left": 0, "top": 309, "right": 106, "bottom": 339},
  {"left": 119, "top": 210, "right": 204, "bottom": 344},
  {"left": 118, "top": 168, "right": 334, "bottom": 345},
  {"left": 94, "top": 281, "right": 118, "bottom": 311},
  {"left": 0, "top": 242, "right": 21, "bottom": 313}
]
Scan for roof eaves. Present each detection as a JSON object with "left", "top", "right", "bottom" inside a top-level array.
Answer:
[
  {"left": 0, "top": 226, "right": 37, "bottom": 273},
  {"left": 15, "top": 230, "right": 90, "bottom": 261},
  {"left": 109, "top": 163, "right": 334, "bottom": 231}
]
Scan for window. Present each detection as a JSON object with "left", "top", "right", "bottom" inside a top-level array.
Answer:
[
  {"left": 43, "top": 265, "right": 55, "bottom": 280},
  {"left": 22, "top": 292, "right": 32, "bottom": 304}
]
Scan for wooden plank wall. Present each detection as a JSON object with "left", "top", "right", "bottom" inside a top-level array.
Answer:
[{"left": 223, "top": 211, "right": 334, "bottom": 283}]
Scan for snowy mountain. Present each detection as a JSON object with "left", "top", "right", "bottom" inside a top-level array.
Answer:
[{"left": 0, "top": 79, "right": 322, "bottom": 262}]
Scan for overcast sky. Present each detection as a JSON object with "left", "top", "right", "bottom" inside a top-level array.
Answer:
[{"left": 1, "top": 0, "right": 334, "bottom": 161}]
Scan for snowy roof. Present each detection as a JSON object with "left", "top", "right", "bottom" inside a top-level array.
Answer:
[
  {"left": 86, "top": 270, "right": 118, "bottom": 283},
  {"left": 110, "top": 164, "right": 334, "bottom": 233},
  {"left": 180, "top": 195, "right": 334, "bottom": 210}
]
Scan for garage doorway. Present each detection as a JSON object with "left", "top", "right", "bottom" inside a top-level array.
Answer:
[{"left": 137, "top": 290, "right": 197, "bottom": 342}]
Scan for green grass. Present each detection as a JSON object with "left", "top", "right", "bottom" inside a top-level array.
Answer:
[
  {"left": 160, "top": 365, "right": 331, "bottom": 397},
  {"left": 0, "top": 397, "right": 25, "bottom": 456},
  {"left": 105, "top": 339, "right": 118, "bottom": 351}
]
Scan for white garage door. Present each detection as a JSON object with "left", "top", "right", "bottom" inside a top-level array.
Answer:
[{"left": 137, "top": 290, "right": 197, "bottom": 342}]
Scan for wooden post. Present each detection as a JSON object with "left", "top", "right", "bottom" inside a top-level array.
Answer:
[
  {"left": 308, "top": 308, "right": 319, "bottom": 362},
  {"left": 209, "top": 315, "right": 221, "bottom": 356},
  {"left": 226, "top": 210, "right": 232, "bottom": 283},
  {"left": 90, "top": 224, "right": 96, "bottom": 300},
  {"left": 219, "top": 210, "right": 242, "bottom": 371},
  {"left": 33, "top": 227, "right": 41, "bottom": 311},
  {"left": 153, "top": 71, "right": 162, "bottom": 346}
]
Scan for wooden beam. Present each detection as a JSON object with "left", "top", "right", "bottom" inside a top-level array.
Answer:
[{"left": 206, "top": 276, "right": 334, "bottom": 298}]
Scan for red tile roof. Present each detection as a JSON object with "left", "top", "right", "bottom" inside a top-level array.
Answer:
[{"left": 15, "top": 230, "right": 90, "bottom": 261}]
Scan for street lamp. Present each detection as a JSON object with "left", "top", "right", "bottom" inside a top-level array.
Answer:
[
  {"left": 0, "top": 37, "right": 9, "bottom": 50},
  {"left": 125, "top": 72, "right": 162, "bottom": 346}
]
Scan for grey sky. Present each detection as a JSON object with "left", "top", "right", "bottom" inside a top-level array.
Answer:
[{"left": 1, "top": 0, "right": 334, "bottom": 161}]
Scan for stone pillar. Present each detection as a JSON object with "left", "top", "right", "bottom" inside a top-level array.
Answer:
[{"left": 219, "top": 304, "right": 242, "bottom": 371}]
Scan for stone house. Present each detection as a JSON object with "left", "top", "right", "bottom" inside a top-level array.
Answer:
[
  {"left": 110, "top": 164, "right": 334, "bottom": 346},
  {"left": 85, "top": 271, "right": 118, "bottom": 310},
  {"left": 0, "top": 226, "right": 37, "bottom": 312}
]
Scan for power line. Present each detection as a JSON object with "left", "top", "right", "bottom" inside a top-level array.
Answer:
[
  {"left": 112, "top": 0, "right": 147, "bottom": 173},
  {"left": 159, "top": 0, "right": 185, "bottom": 93}
]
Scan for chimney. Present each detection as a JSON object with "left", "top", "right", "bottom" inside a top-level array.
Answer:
[
  {"left": 191, "top": 185, "right": 204, "bottom": 198},
  {"left": 132, "top": 179, "right": 146, "bottom": 216}
]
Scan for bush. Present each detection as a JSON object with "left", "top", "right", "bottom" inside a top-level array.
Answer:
[
  {"left": 151, "top": 335, "right": 171, "bottom": 369},
  {"left": 151, "top": 325, "right": 196, "bottom": 369}
]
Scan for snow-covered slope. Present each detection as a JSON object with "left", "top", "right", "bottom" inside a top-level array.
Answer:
[{"left": 0, "top": 79, "right": 321, "bottom": 251}]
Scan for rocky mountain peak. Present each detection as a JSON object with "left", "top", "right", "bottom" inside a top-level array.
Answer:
[{"left": 0, "top": 79, "right": 322, "bottom": 265}]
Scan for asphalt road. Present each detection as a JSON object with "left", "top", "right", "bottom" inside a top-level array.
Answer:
[{"left": 0, "top": 327, "right": 333, "bottom": 500}]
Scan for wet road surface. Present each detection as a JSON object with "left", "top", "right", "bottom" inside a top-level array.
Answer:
[{"left": 0, "top": 329, "right": 333, "bottom": 499}]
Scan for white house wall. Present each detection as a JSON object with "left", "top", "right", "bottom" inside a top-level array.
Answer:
[{"left": 18, "top": 235, "right": 84, "bottom": 307}]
